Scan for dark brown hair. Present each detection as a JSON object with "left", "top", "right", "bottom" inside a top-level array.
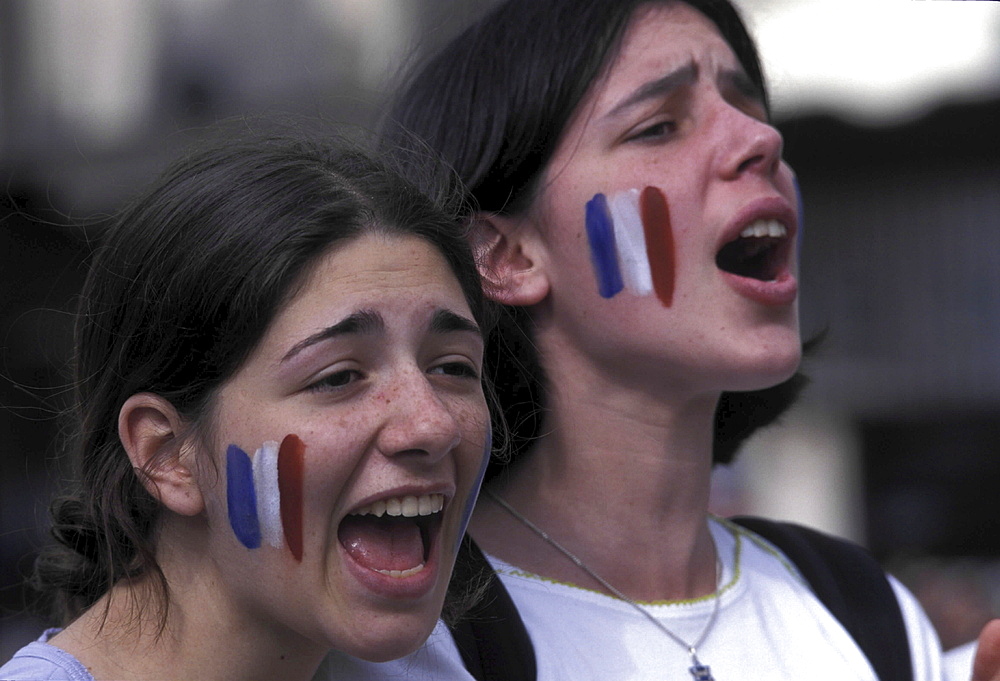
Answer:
[
  {"left": 33, "top": 132, "right": 492, "bottom": 627},
  {"left": 382, "top": 0, "right": 806, "bottom": 471}
]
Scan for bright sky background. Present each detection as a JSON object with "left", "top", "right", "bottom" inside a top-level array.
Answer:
[{"left": 734, "top": 0, "right": 1000, "bottom": 125}]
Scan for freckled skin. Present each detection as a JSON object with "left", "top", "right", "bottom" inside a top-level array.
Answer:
[{"left": 200, "top": 233, "right": 490, "bottom": 661}]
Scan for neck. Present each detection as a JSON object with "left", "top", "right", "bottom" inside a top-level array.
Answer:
[
  {"left": 52, "top": 561, "right": 324, "bottom": 681},
  {"left": 472, "top": 348, "right": 722, "bottom": 601}
]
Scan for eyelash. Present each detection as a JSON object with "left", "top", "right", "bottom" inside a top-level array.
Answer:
[
  {"left": 307, "top": 369, "right": 362, "bottom": 393},
  {"left": 306, "top": 360, "right": 479, "bottom": 394},
  {"left": 429, "top": 361, "right": 480, "bottom": 380},
  {"left": 627, "top": 120, "right": 677, "bottom": 143}
]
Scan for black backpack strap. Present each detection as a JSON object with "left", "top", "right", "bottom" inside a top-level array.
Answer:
[
  {"left": 447, "top": 535, "right": 537, "bottom": 681},
  {"left": 732, "top": 516, "right": 913, "bottom": 681}
]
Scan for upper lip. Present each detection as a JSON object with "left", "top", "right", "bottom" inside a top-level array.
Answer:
[{"left": 716, "top": 196, "right": 798, "bottom": 254}]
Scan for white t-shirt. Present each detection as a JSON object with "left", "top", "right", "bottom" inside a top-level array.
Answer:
[
  {"left": 944, "top": 640, "right": 976, "bottom": 681},
  {"left": 318, "top": 518, "right": 946, "bottom": 681}
]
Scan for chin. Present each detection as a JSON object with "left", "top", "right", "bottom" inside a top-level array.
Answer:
[
  {"left": 337, "top": 608, "right": 441, "bottom": 663},
  {"left": 721, "top": 337, "right": 803, "bottom": 393}
]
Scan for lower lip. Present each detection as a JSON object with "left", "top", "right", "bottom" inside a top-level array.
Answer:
[
  {"left": 339, "top": 520, "right": 444, "bottom": 602},
  {"left": 721, "top": 270, "right": 798, "bottom": 306}
]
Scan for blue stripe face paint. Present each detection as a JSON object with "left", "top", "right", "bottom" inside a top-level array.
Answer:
[
  {"left": 226, "top": 444, "right": 262, "bottom": 549},
  {"left": 585, "top": 193, "right": 624, "bottom": 298},
  {"left": 455, "top": 427, "right": 491, "bottom": 554}
]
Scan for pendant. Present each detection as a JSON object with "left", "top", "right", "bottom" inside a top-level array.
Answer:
[
  {"left": 688, "top": 664, "right": 715, "bottom": 681},
  {"left": 688, "top": 663, "right": 715, "bottom": 681}
]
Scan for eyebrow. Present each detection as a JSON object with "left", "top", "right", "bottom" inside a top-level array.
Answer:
[
  {"left": 281, "top": 309, "right": 383, "bottom": 362},
  {"left": 720, "top": 68, "right": 766, "bottom": 110},
  {"left": 280, "top": 307, "right": 481, "bottom": 363},
  {"left": 430, "top": 308, "right": 482, "bottom": 337},
  {"left": 603, "top": 62, "right": 698, "bottom": 120}
]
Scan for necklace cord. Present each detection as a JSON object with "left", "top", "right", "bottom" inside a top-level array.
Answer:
[{"left": 486, "top": 489, "right": 723, "bottom": 659}]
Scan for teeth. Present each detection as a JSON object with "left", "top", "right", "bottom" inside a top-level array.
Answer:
[
  {"left": 351, "top": 493, "right": 444, "bottom": 518},
  {"left": 739, "top": 219, "right": 786, "bottom": 239},
  {"left": 375, "top": 563, "right": 426, "bottom": 578}
]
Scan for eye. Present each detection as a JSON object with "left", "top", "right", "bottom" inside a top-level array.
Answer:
[
  {"left": 307, "top": 369, "right": 363, "bottom": 393},
  {"left": 627, "top": 120, "right": 677, "bottom": 143},
  {"left": 429, "top": 360, "right": 480, "bottom": 380}
]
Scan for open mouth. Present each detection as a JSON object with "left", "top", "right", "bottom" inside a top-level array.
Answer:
[
  {"left": 337, "top": 494, "right": 444, "bottom": 578},
  {"left": 715, "top": 219, "right": 789, "bottom": 282}
]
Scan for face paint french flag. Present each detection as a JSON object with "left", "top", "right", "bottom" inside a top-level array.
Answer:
[
  {"left": 585, "top": 186, "right": 674, "bottom": 307},
  {"left": 226, "top": 433, "right": 305, "bottom": 561}
]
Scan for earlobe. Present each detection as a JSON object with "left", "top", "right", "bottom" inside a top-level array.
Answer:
[
  {"left": 119, "top": 393, "right": 204, "bottom": 517},
  {"left": 471, "top": 213, "right": 550, "bottom": 306}
]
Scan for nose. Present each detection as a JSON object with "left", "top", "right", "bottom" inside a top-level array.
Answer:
[
  {"left": 375, "top": 370, "right": 463, "bottom": 463},
  {"left": 716, "top": 106, "right": 784, "bottom": 181}
]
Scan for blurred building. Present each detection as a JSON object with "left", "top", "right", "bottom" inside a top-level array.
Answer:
[{"left": 2, "top": 0, "right": 999, "bottom": 658}]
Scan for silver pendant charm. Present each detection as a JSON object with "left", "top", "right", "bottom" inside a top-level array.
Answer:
[{"left": 688, "top": 663, "right": 715, "bottom": 681}]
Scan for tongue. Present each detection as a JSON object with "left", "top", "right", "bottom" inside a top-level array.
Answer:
[{"left": 338, "top": 515, "right": 425, "bottom": 572}]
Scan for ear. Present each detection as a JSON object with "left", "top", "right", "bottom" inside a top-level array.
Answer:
[
  {"left": 470, "top": 213, "right": 550, "bottom": 306},
  {"left": 118, "top": 393, "right": 204, "bottom": 517}
]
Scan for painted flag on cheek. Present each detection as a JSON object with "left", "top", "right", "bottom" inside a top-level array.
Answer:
[
  {"left": 226, "top": 434, "right": 305, "bottom": 562},
  {"left": 585, "top": 187, "right": 675, "bottom": 307}
]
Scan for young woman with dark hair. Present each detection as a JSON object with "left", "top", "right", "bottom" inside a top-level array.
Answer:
[
  {"left": 321, "top": 1, "right": 1000, "bottom": 679},
  {"left": 0, "top": 134, "right": 495, "bottom": 681}
]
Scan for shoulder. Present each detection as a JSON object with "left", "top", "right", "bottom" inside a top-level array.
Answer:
[
  {"left": 724, "top": 516, "right": 944, "bottom": 681},
  {"left": 0, "top": 631, "right": 95, "bottom": 681}
]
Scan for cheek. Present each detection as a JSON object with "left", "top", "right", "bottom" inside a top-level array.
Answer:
[
  {"left": 454, "top": 427, "right": 491, "bottom": 553},
  {"left": 584, "top": 186, "right": 676, "bottom": 307}
]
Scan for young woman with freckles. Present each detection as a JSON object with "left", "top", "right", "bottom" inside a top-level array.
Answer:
[
  {"left": 319, "top": 0, "right": 1000, "bottom": 679},
  {"left": 0, "top": 134, "right": 496, "bottom": 681}
]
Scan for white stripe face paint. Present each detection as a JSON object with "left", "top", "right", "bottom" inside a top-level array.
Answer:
[
  {"left": 252, "top": 439, "right": 284, "bottom": 549},
  {"left": 607, "top": 189, "right": 654, "bottom": 296}
]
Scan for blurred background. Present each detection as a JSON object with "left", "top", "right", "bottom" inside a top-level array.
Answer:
[{"left": 2, "top": 0, "right": 999, "bottom": 658}]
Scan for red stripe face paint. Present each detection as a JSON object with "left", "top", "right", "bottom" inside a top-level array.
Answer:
[
  {"left": 639, "top": 186, "right": 675, "bottom": 307},
  {"left": 278, "top": 433, "right": 306, "bottom": 562}
]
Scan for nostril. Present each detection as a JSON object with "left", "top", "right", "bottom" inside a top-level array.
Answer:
[{"left": 736, "top": 153, "right": 766, "bottom": 175}]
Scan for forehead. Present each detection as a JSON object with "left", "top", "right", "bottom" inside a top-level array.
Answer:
[
  {"left": 262, "top": 234, "right": 470, "bottom": 352},
  {"left": 587, "top": 2, "right": 742, "bottom": 115}
]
